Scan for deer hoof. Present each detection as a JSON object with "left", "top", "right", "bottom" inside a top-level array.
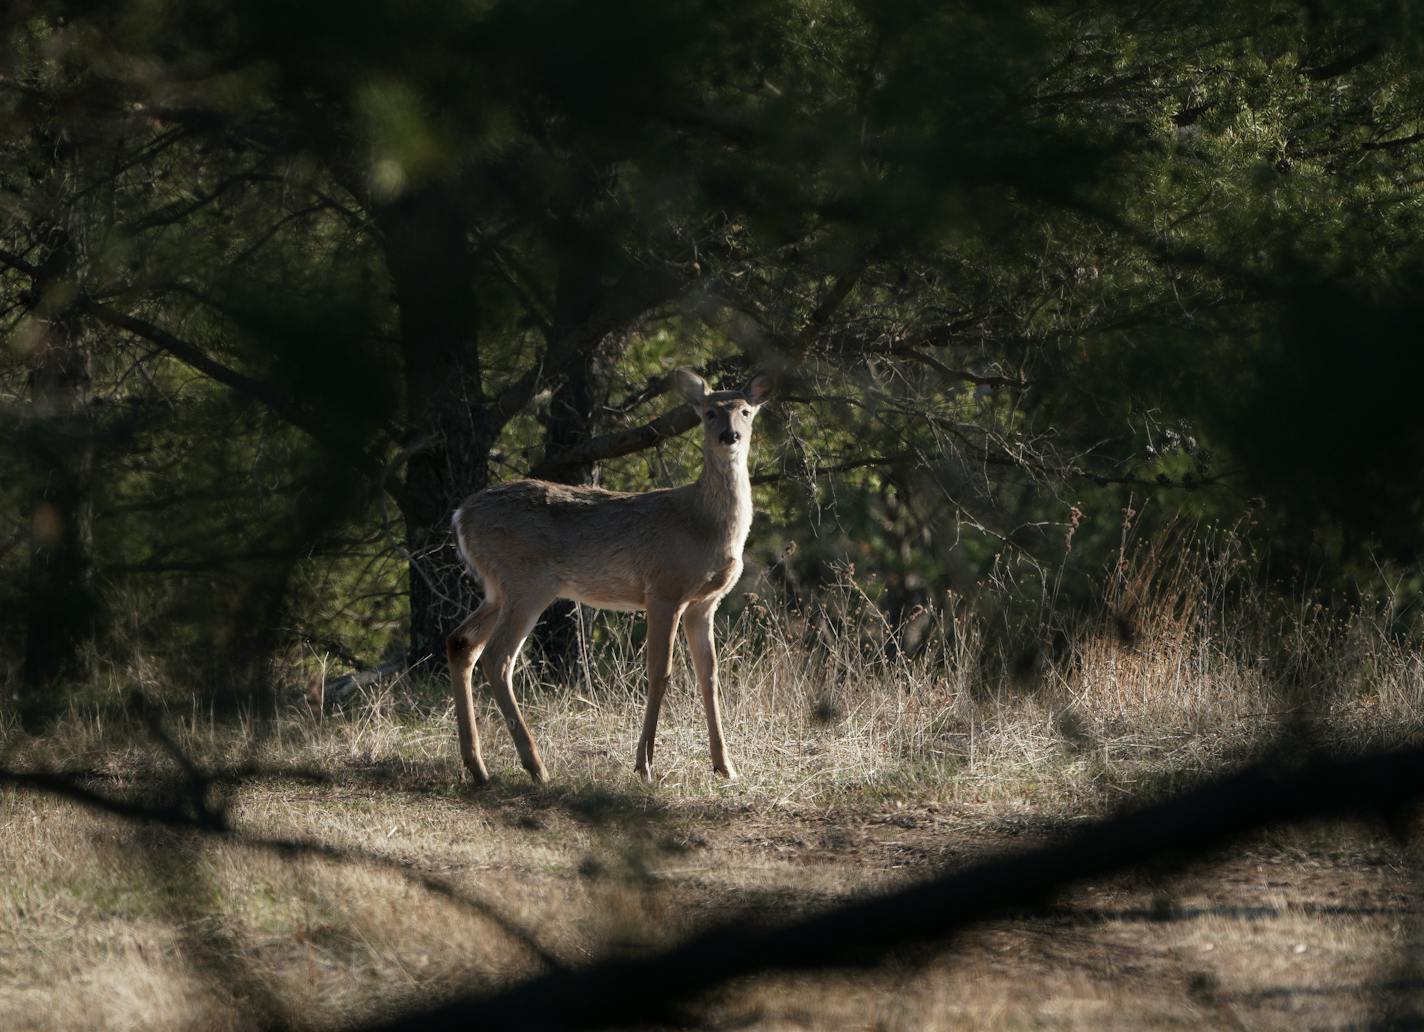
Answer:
[{"left": 714, "top": 763, "right": 739, "bottom": 781}]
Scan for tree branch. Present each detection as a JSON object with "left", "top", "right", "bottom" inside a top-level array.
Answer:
[
  {"left": 347, "top": 744, "right": 1424, "bottom": 1031},
  {"left": 490, "top": 361, "right": 545, "bottom": 432},
  {"left": 0, "top": 762, "right": 562, "bottom": 971},
  {"left": 750, "top": 451, "right": 915, "bottom": 485},
  {"left": 790, "top": 265, "right": 864, "bottom": 362},
  {"left": 122, "top": 172, "right": 258, "bottom": 233},
  {"left": 1363, "top": 131, "right": 1424, "bottom": 153},
  {"left": 891, "top": 346, "right": 1027, "bottom": 389},
  {"left": 1301, "top": 41, "right": 1384, "bottom": 82},
  {"left": 530, "top": 401, "right": 698, "bottom": 479},
  {"left": 0, "top": 247, "right": 393, "bottom": 489}
]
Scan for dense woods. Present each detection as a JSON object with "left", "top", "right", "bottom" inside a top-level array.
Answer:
[
  {"left": 5, "top": 1, "right": 1424, "bottom": 709},
  {"left": 8, "top": 3, "right": 1424, "bottom": 1029}
]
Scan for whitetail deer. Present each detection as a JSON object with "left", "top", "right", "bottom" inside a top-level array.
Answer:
[{"left": 446, "top": 368, "right": 773, "bottom": 784}]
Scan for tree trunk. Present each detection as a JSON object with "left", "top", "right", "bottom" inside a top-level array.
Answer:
[
  {"left": 529, "top": 346, "right": 598, "bottom": 684},
  {"left": 379, "top": 188, "right": 490, "bottom": 662},
  {"left": 527, "top": 234, "right": 610, "bottom": 684},
  {"left": 21, "top": 235, "right": 97, "bottom": 723}
]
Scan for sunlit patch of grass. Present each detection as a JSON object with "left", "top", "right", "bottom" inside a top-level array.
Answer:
[
  {"left": 10, "top": 530, "right": 1424, "bottom": 814},
  {"left": 4, "top": 529, "right": 1424, "bottom": 1029}
]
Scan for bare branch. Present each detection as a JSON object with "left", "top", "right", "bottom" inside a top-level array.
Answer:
[
  {"left": 0, "top": 247, "right": 394, "bottom": 490},
  {"left": 490, "top": 361, "right": 545, "bottom": 433},
  {"left": 346, "top": 744, "right": 1424, "bottom": 1031},
  {"left": 122, "top": 172, "right": 258, "bottom": 233},
  {"left": 530, "top": 402, "right": 699, "bottom": 479},
  {"left": 789, "top": 265, "right": 864, "bottom": 362},
  {"left": 1301, "top": 41, "right": 1384, "bottom": 82},
  {"left": 750, "top": 451, "right": 914, "bottom": 485},
  {"left": 891, "top": 347, "right": 1027, "bottom": 390},
  {"left": 1363, "top": 131, "right": 1424, "bottom": 153},
  {"left": 0, "top": 762, "right": 563, "bottom": 972}
]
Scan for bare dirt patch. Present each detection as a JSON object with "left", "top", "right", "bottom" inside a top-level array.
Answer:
[{"left": 5, "top": 762, "right": 1421, "bottom": 1031}]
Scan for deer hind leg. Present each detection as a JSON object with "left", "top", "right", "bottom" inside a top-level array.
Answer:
[
  {"left": 447, "top": 599, "right": 500, "bottom": 783},
  {"left": 684, "top": 600, "right": 736, "bottom": 779},
  {"left": 635, "top": 598, "right": 686, "bottom": 782},
  {"left": 478, "top": 595, "right": 553, "bottom": 784}
]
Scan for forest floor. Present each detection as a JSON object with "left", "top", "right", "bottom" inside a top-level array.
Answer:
[{"left": 3, "top": 679, "right": 1423, "bottom": 1031}]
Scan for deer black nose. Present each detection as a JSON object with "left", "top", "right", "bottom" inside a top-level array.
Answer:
[{"left": 719, "top": 429, "right": 740, "bottom": 446}]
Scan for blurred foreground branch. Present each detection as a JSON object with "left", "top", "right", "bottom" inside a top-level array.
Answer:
[
  {"left": 5, "top": 740, "right": 1423, "bottom": 1028},
  {"left": 0, "top": 758, "right": 563, "bottom": 972},
  {"left": 347, "top": 745, "right": 1424, "bottom": 1031}
]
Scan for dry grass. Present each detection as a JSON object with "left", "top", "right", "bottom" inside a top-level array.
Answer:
[{"left": 4, "top": 532, "right": 1424, "bottom": 1029}]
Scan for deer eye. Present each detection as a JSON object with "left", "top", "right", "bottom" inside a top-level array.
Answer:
[
  {"left": 742, "top": 409, "right": 752, "bottom": 417},
  {"left": 704, "top": 412, "right": 715, "bottom": 420}
]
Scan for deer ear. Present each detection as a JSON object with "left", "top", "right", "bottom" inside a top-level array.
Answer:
[
  {"left": 670, "top": 367, "right": 710, "bottom": 406},
  {"left": 743, "top": 373, "right": 774, "bottom": 408}
]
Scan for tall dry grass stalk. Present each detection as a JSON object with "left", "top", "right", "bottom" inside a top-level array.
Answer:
[
  {"left": 5, "top": 527, "right": 1424, "bottom": 1032},
  {"left": 5, "top": 525, "right": 1423, "bottom": 810}
]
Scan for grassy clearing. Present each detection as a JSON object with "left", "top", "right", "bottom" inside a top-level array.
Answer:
[{"left": 4, "top": 533, "right": 1424, "bottom": 1029}]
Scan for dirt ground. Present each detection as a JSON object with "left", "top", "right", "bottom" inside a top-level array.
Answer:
[
  {"left": 6, "top": 762, "right": 1419, "bottom": 1032},
  {"left": 429, "top": 784, "right": 1424, "bottom": 1031}
]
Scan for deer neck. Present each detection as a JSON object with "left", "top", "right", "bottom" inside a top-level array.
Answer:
[{"left": 694, "top": 446, "right": 753, "bottom": 554}]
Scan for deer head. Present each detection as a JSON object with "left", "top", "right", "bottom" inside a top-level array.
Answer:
[{"left": 672, "top": 368, "right": 774, "bottom": 458}]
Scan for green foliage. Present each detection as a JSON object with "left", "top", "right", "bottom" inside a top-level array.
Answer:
[{"left": 4, "top": 0, "right": 1424, "bottom": 702}]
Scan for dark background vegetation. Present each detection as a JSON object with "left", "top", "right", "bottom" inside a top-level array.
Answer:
[
  {"left": 6, "top": 0, "right": 1424, "bottom": 716},
  {"left": 7, "top": 2, "right": 1424, "bottom": 1028}
]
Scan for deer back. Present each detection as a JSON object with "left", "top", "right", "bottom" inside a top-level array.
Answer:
[{"left": 454, "top": 478, "right": 747, "bottom": 610}]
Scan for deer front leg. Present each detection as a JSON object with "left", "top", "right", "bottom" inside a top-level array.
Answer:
[
  {"left": 684, "top": 600, "right": 736, "bottom": 779},
  {"left": 635, "top": 598, "right": 684, "bottom": 781},
  {"left": 447, "top": 601, "right": 499, "bottom": 784}
]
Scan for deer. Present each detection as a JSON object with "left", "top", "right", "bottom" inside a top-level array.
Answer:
[{"left": 446, "top": 367, "right": 774, "bottom": 785}]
